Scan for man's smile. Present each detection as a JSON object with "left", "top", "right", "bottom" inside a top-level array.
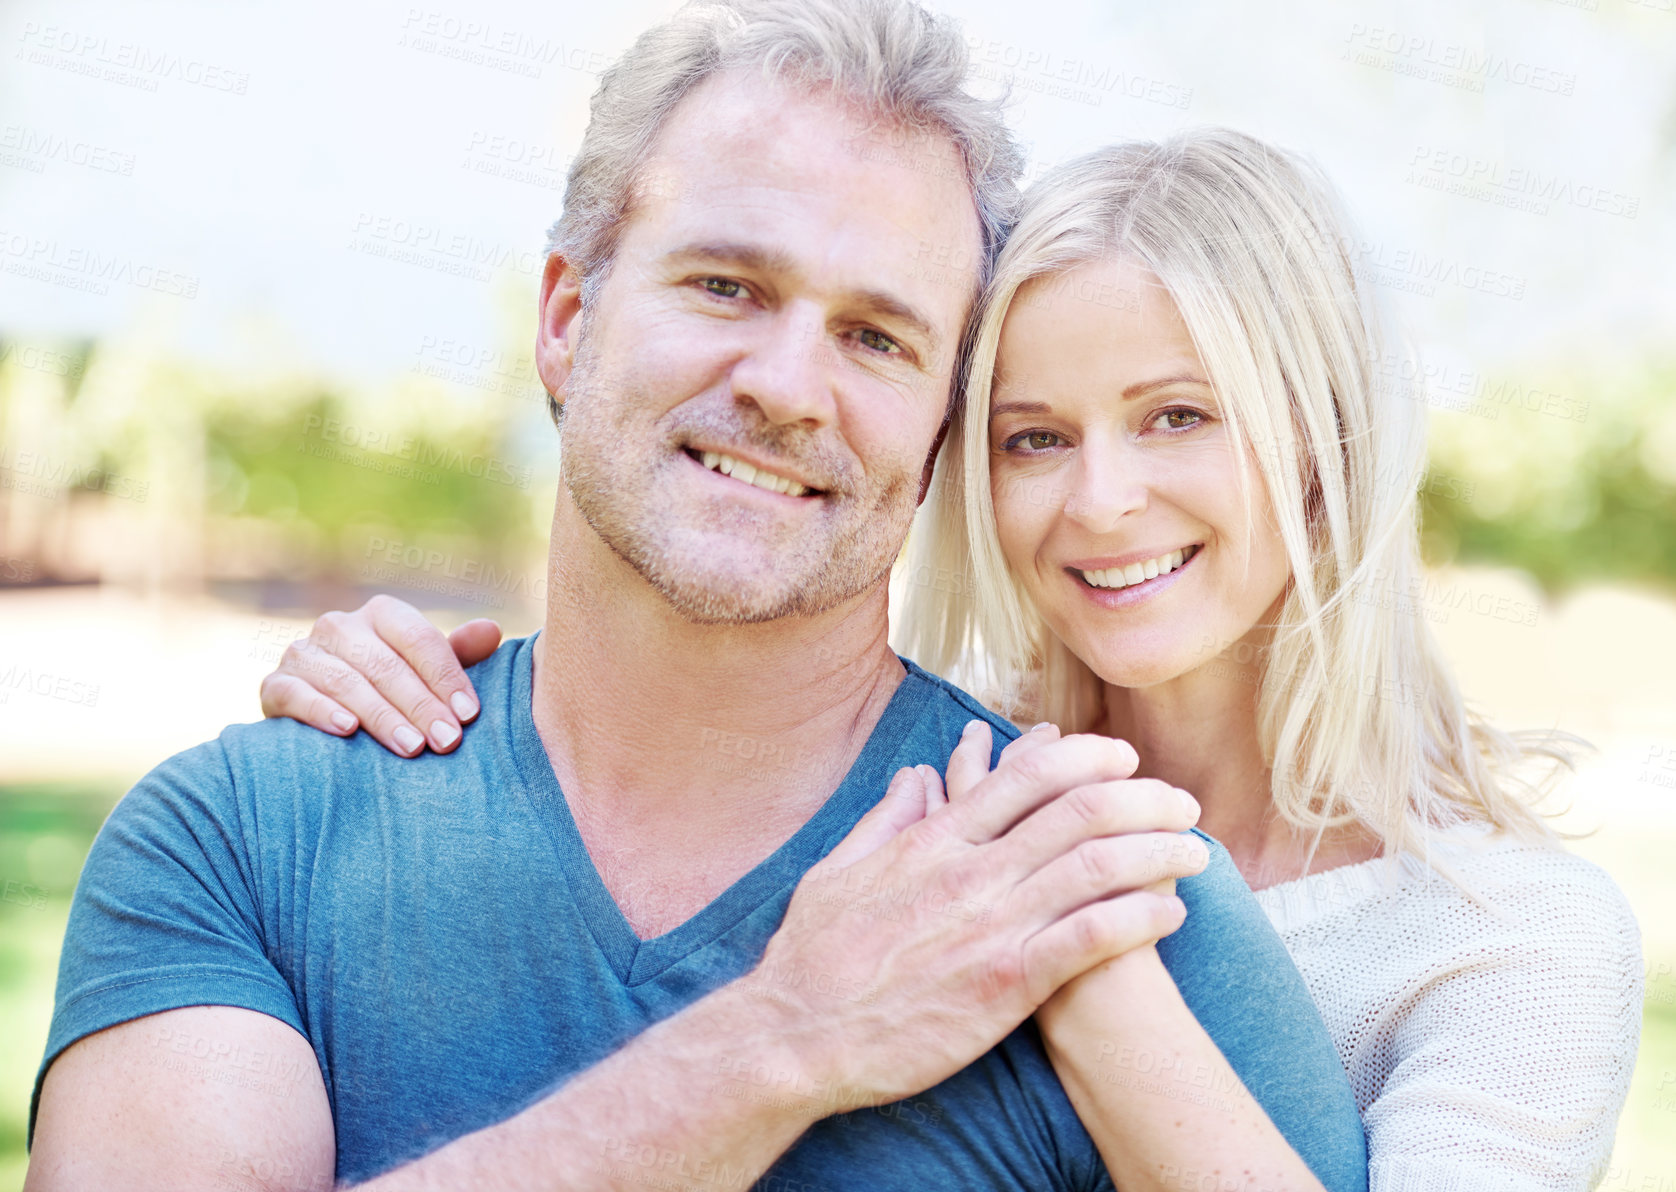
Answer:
[{"left": 681, "top": 446, "right": 827, "bottom": 499}]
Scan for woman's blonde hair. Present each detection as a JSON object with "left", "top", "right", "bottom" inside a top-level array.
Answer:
[{"left": 897, "top": 128, "right": 1567, "bottom": 862}]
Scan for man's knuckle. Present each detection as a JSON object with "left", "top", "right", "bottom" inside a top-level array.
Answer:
[
  {"left": 1075, "top": 839, "right": 1116, "bottom": 887},
  {"left": 1063, "top": 783, "right": 1104, "bottom": 826},
  {"left": 1071, "top": 909, "right": 1113, "bottom": 956},
  {"left": 366, "top": 706, "right": 405, "bottom": 736},
  {"left": 1004, "top": 746, "right": 1057, "bottom": 789}
]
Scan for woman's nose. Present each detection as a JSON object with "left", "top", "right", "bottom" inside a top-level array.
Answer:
[{"left": 1061, "top": 441, "right": 1148, "bottom": 534}]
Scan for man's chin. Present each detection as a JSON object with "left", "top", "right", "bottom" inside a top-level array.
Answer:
[{"left": 645, "top": 568, "right": 823, "bottom": 626}]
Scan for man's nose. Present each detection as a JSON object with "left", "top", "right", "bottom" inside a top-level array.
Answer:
[
  {"left": 729, "top": 304, "right": 840, "bottom": 427},
  {"left": 1061, "top": 440, "right": 1147, "bottom": 533}
]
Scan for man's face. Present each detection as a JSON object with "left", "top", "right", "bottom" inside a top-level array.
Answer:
[{"left": 550, "top": 71, "right": 984, "bottom": 623}]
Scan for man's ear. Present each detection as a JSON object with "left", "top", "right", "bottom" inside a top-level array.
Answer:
[
  {"left": 535, "top": 253, "right": 586, "bottom": 409},
  {"left": 916, "top": 407, "right": 955, "bottom": 507}
]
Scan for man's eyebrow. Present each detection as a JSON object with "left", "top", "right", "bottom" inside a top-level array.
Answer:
[
  {"left": 664, "top": 240, "right": 942, "bottom": 354},
  {"left": 666, "top": 240, "right": 800, "bottom": 277}
]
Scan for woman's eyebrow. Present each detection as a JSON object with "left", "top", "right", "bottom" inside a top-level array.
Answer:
[
  {"left": 1121, "top": 374, "right": 1210, "bottom": 399},
  {"left": 989, "top": 399, "right": 1051, "bottom": 417}
]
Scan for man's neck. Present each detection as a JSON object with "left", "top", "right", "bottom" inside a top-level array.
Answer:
[{"left": 529, "top": 496, "right": 905, "bottom": 934}]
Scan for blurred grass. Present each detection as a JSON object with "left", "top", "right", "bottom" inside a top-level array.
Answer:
[
  {"left": 0, "top": 783, "right": 121, "bottom": 1192},
  {"left": 3, "top": 782, "right": 1675, "bottom": 1189}
]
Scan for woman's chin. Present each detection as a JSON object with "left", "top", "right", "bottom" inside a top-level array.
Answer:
[{"left": 1069, "top": 640, "right": 1200, "bottom": 693}]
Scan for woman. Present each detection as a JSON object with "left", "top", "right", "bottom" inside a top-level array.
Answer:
[{"left": 262, "top": 128, "right": 1642, "bottom": 1187}]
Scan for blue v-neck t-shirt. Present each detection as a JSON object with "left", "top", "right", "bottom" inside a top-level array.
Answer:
[{"left": 34, "top": 633, "right": 1366, "bottom": 1189}]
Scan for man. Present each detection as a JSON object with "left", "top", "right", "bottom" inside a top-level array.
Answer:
[{"left": 28, "top": 1, "right": 1366, "bottom": 1188}]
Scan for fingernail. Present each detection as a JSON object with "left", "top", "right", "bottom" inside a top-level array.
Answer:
[
  {"left": 1178, "top": 789, "right": 1200, "bottom": 818},
  {"left": 918, "top": 764, "right": 947, "bottom": 797},
  {"left": 962, "top": 719, "right": 984, "bottom": 738},
  {"left": 431, "top": 720, "right": 460, "bottom": 749},
  {"left": 330, "top": 711, "right": 357, "bottom": 734},
  {"left": 1029, "top": 721, "right": 1053, "bottom": 733},
  {"left": 450, "top": 691, "right": 478, "bottom": 720},
  {"left": 393, "top": 725, "right": 424, "bottom": 754}
]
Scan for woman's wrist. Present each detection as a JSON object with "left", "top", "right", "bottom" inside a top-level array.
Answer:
[{"left": 1036, "top": 943, "right": 1173, "bottom": 1049}]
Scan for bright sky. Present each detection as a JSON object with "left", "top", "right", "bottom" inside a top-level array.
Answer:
[{"left": 1, "top": 0, "right": 1671, "bottom": 390}]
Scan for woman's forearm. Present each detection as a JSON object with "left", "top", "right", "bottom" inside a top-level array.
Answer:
[{"left": 1037, "top": 946, "right": 1329, "bottom": 1192}]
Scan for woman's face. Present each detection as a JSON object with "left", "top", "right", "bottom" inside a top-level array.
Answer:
[{"left": 988, "top": 255, "right": 1292, "bottom": 690}]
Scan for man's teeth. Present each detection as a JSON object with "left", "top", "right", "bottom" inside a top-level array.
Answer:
[
  {"left": 699, "top": 450, "right": 811, "bottom": 497},
  {"left": 1080, "top": 548, "right": 1191, "bottom": 590}
]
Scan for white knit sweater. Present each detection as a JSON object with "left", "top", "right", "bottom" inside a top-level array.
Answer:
[{"left": 1253, "top": 827, "right": 1643, "bottom": 1192}]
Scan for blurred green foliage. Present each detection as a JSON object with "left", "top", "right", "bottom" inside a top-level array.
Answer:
[
  {"left": 4, "top": 334, "right": 1674, "bottom": 595},
  {"left": 1417, "top": 358, "right": 1676, "bottom": 592}
]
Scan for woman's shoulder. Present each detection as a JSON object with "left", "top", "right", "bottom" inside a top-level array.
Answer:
[
  {"left": 1433, "top": 827, "right": 1639, "bottom": 934},
  {"left": 1263, "top": 825, "right": 1642, "bottom": 978}
]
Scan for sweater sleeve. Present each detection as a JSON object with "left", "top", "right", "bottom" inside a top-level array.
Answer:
[{"left": 1362, "top": 848, "right": 1643, "bottom": 1192}]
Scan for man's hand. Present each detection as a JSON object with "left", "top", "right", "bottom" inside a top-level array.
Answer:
[
  {"left": 741, "top": 723, "right": 1206, "bottom": 1112},
  {"left": 258, "top": 594, "right": 500, "bottom": 756}
]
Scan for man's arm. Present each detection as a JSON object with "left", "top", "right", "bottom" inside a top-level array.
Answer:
[
  {"left": 30, "top": 731, "right": 1202, "bottom": 1190},
  {"left": 28, "top": 1006, "right": 336, "bottom": 1192}
]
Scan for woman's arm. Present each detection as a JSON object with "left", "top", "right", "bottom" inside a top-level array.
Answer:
[
  {"left": 936, "top": 726, "right": 1364, "bottom": 1192},
  {"left": 257, "top": 594, "right": 500, "bottom": 755},
  {"left": 1037, "top": 946, "right": 1328, "bottom": 1192}
]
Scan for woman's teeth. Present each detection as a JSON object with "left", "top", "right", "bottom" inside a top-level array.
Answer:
[
  {"left": 700, "top": 450, "right": 810, "bottom": 497},
  {"left": 1079, "top": 547, "right": 1193, "bottom": 590}
]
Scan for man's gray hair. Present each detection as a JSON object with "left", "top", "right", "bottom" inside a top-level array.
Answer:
[{"left": 544, "top": 0, "right": 1022, "bottom": 422}]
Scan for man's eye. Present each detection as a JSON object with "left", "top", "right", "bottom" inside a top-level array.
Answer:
[
  {"left": 856, "top": 328, "right": 902, "bottom": 355},
  {"left": 1003, "top": 429, "right": 1063, "bottom": 451},
  {"left": 699, "top": 277, "right": 743, "bottom": 298},
  {"left": 1151, "top": 408, "right": 1204, "bottom": 431}
]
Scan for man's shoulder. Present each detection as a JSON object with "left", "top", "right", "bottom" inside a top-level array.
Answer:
[{"left": 899, "top": 658, "right": 1021, "bottom": 745}]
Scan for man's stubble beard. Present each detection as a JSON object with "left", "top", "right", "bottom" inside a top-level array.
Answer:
[{"left": 556, "top": 345, "right": 922, "bottom": 626}]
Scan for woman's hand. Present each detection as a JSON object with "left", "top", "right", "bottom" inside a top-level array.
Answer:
[{"left": 258, "top": 594, "right": 502, "bottom": 756}]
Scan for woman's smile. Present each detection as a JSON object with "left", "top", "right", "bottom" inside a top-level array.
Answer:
[{"left": 1066, "top": 543, "right": 1204, "bottom": 606}]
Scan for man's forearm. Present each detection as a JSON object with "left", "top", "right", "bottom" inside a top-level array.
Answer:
[{"left": 355, "top": 979, "right": 830, "bottom": 1192}]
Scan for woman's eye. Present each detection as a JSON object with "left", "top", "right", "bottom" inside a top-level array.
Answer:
[
  {"left": 1003, "top": 429, "right": 1063, "bottom": 451},
  {"left": 1151, "top": 408, "right": 1204, "bottom": 431},
  {"left": 699, "top": 277, "right": 743, "bottom": 298},
  {"left": 855, "top": 328, "right": 902, "bottom": 355}
]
